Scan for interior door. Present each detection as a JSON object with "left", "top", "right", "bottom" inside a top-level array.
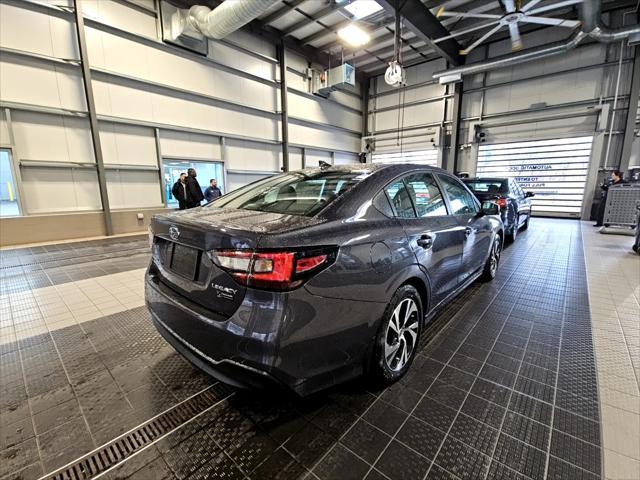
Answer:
[
  {"left": 385, "top": 173, "right": 464, "bottom": 305},
  {"left": 437, "top": 174, "right": 491, "bottom": 284}
]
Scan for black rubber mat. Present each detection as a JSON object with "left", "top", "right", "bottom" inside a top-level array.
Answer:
[{"left": 0, "top": 220, "right": 602, "bottom": 480}]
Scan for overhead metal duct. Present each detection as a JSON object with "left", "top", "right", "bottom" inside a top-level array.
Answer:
[
  {"left": 433, "top": 1, "right": 640, "bottom": 82},
  {"left": 176, "top": 0, "right": 278, "bottom": 40},
  {"left": 581, "top": 0, "right": 640, "bottom": 42}
]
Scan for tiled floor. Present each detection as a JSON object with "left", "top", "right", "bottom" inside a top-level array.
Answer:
[
  {"left": 0, "top": 219, "right": 637, "bottom": 480},
  {"left": 582, "top": 225, "right": 640, "bottom": 480}
]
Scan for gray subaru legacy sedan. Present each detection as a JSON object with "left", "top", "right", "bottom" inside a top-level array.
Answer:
[{"left": 145, "top": 164, "right": 503, "bottom": 396}]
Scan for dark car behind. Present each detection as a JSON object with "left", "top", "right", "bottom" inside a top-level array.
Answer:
[
  {"left": 463, "top": 177, "right": 534, "bottom": 241},
  {"left": 146, "top": 164, "right": 504, "bottom": 396}
]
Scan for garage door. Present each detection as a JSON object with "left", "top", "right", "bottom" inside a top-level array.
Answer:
[
  {"left": 476, "top": 136, "right": 593, "bottom": 218},
  {"left": 372, "top": 148, "right": 439, "bottom": 166}
]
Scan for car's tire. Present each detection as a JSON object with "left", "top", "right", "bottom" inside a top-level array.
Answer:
[
  {"left": 522, "top": 214, "right": 530, "bottom": 230},
  {"left": 508, "top": 219, "right": 518, "bottom": 242},
  {"left": 369, "top": 285, "right": 422, "bottom": 386},
  {"left": 480, "top": 235, "right": 502, "bottom": 282}
]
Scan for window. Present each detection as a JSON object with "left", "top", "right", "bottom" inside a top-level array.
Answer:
[
  {"left": 372, "top": 149, "right": 438, "bottom": 166},
  {"left": 210, "top": 170, "right": 371, "bottom": 217},
  {"left": 404, "top": 173, "right": 447, "bottom": 217},
  {"left": 438, "top": 175, "right": 478, "bottom": 215},
  {"left": 163, "top": 160, "right": 225, "bottom": 207},
  {"left": 0, "top": 149, "right": 20, "bottom": 217},
  {"left": 385, "top": 180, "right": 415, "bottom": 218},
  {"left": 464, "top": 179, "right": 507, "bottom": 195}
]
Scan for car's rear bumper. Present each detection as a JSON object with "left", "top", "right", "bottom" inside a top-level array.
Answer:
[{"left": 145, "top": 269, "right": 385, "bottom": 396}]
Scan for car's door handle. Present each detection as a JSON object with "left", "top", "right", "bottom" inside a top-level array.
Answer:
[{"left": 417, "top": 234, "right": 433, "bottom": 249}]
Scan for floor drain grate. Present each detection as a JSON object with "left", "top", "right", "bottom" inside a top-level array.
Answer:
[{"left": 41, "top": 383, "right": 234, "bottom": 480}]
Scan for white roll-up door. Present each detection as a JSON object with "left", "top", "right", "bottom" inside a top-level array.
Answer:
[
  {"left": 372, "top": 148, "right": 439, "bottom": 166},
  {"left": 476, "top": 136, "right": 594, "bottom": 218}
]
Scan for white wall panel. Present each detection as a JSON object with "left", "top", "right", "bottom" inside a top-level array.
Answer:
[
  {"left": 12, "top": 112, "right": 94, "bottom": 164},
  {"left": 21, "top": 166, "right": 101, "bottom": 213},
  {"left": 106, "top": 170, "right": 162, "bottom": 209},
  {"left": 99, "top": 123, "right": 156, "bottom": 166},
  {"left": 159, "top": 131, "right": 222, "bottom": 160},
  {"left": 288, "top": 92, "right": 361, "bottom": 131},
  {"left": 82, "top": 0, "right": 157, "bottom": 38},
  {"left": 289, "top": 123, "right": 360, "bottom": 152},
  {"left": 0, "top": 58, "right": 85, "bottom": 111},
  {"left": 208, "top": 41, "right": 276, "bottom": 82},
  {"left": 227, "top": 171, "right": 272, "bottom": 192},
  {"left": 225, "top": 139, "right": 280, "bottom": 172},
  {"left": 304, "top": 149, "right": 332, "bottom": 167},
  {"left": 0, "top": 111, "right": 9, "bottom": 145},
  {"left": 0, "top": 3, "right": 77, "bottom": 59},
  {"left": 334, "top": 152, "right": 358, "bottom": 165},
  {"left": 85, "top": 28, "right": 277, "bottom": 112}
]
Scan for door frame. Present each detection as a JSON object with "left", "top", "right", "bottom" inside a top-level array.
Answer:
[
  {"left": 0, "top": 146, "right": 24, "bottom": 217},
  {"left": 159, "top": 157, "right": 226, "bottom": 207}
]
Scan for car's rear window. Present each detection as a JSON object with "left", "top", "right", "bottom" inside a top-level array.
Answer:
[
  {"left": 464, "top": 180, "right": 507, "bottom": 194},
  {"left": 208, "top": 170, "right": 371, "bottom": 216}
]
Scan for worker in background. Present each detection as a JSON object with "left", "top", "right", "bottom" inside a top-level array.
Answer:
[
  {"left": 594, "top": 169, "right": 625, "bottom": 227},
  {"left": 171, "top": 172, "right": 188, "bottom": 210},
  {"left": 185, "top": 168, "right": 204, "bottom": 209},
  {"left": 204, "top": 179, "right": 222, "bottom": 202}
]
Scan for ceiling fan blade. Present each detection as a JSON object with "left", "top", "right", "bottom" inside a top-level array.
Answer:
[
  {"left": 434, "top": 20, "right": 501, "bottom": 43},
  {"left": 509, "top": 23, "right": 523, "bottom": 51},
  {"left": 460, "top": 24, "right": 503, "bottom": 55},
  {"left": 520, "top": 16, "right": 581, "bottom": 27},
  {"left": 529, "top": 0, "right": 583, "bottom": 15},
  {"left": 440, "top": 1, "right": 501, "bottom": 26},
  {"left": 503, "top": 0, "right": 516, "bottom": 13},
  {"left": 521, "top": 0, "right": 543, "bottom": 11},
  {"left": 437, "top": 11, "right": 502, "bottom": 20}
]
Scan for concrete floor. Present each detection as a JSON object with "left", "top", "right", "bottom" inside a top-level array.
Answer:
[{"left": 0, "top": 218, "right": 638, "bottom": 480}]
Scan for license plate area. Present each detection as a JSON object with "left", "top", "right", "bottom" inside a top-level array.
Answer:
[{"left": 170, "top": 243, "right": 200, "bottom": 280}]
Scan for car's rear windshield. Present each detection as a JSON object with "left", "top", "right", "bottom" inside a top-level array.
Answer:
[
  {"left": 208, "top": 170, "right": 371, "bottom": 216},
  {"left": 464, "top": 180, "right": 507, "bottom": 194}
]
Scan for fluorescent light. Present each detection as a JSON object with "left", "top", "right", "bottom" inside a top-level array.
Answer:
[
  {"left": 338, "top": 24, "right": 371, "bottom": 47},
  {"left": 344, "top": 0, "right": 382, "bottom": 19}
]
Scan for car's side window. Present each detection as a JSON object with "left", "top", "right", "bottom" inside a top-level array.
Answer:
[
  {"left": 404, "top": 173, "right": 448, "bottom": 217},
  {"left": 385, "top": 180, "right": 416, "bottom": 218},
  {"left": 438, "top": 175, "right": 479, "bottom": 215}
]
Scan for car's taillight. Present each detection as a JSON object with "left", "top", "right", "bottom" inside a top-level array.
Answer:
[
  {"left": 209, "top": 249, "right": 336, "bottom": 290},
  {"left": 495, "top": 198, "right": 507, "bottom": 209}
]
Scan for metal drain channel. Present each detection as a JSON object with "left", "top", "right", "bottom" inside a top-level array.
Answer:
[{"left": 40, "top": 383, "right": 234, "bottom": 480}]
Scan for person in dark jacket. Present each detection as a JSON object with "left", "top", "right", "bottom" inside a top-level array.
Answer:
[
  {"left": 185, "top": 168, "right": 204, "bottom": 208},
  {"left": 594, "top": 169, "right": 625, "bottom": 227},
  {"left": 204, "top": 179, "right": 222, "bottom": 202},
  {"left": 170, "top": 172, "right": 188, "bottom": 210}
]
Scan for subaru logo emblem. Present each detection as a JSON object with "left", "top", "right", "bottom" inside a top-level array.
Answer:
[{"left": 169, "top": 225, "right": 180, "bottom": 241}]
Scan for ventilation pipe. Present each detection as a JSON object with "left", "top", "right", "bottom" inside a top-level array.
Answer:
[
  {"left": 176, "top": 0, "right": 278, "bottom": 40},
  {"left": 433, "top": 1, "right": 640, "bottom": 82}
]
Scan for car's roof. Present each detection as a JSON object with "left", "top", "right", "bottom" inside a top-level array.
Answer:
[{"left": 297, "top": 163, "right": 449, "bottom": 176}]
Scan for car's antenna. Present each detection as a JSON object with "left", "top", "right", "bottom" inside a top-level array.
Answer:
[{"left": 319, "top": 160, "right": 332, "bottom": 170}]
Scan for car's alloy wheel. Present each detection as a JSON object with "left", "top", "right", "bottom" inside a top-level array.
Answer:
[
  {"left": 384, "top": 298, "right": 420, "bottom": 372},
  {"left": 481, "top": 236, "right": 502, "bottom": 282},
  {"left": 370, "top": 285, "right": 422, "bottom": 384}
]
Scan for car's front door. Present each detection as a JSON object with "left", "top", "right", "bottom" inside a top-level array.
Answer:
[
  {"left": 437, "top": 174, "right": 492, "bottom": 284},
  {"left": 385, "top": 172, "right": 464, "bottom": 305}
]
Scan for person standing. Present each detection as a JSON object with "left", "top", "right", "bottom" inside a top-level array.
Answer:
[
  {"left": 204, "top": 179, "right": 222, "bottom": 202},
  {"left": 185, "top": 168, "right": 204, "bottom": 209},
  {"left": 594, "top": 169, "right": 625, "bottom": 227},
  {"left": 171, "top": 172, "right": 188, "bottom": 210}
]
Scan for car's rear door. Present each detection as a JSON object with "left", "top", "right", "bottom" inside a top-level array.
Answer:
[
  {"left": 385, "top": 172, "right": 464, "bottom": 305},
  {"left": 436, "top": 174, "right": 492, "bottom": 284}
]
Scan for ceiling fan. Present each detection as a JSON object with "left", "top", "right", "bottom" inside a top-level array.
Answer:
[{"left": 436, "top": 0, "right": 583, "bottom": 55}]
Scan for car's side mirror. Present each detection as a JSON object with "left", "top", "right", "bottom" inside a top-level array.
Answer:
[
  {"left": 480, "top": 201, "right": 500, "bottom": 216},
  {"left": 525, "top": 191, "right": 535, "bottom": 198}
]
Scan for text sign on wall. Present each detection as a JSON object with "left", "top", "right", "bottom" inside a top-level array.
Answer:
[{"left": 477, "top": 136, "right": 593, "bottom": 216}]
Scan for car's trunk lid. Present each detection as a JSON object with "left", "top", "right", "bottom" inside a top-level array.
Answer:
[{"left": 150, "top": 207, "right": 320, "bottom": 317}]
